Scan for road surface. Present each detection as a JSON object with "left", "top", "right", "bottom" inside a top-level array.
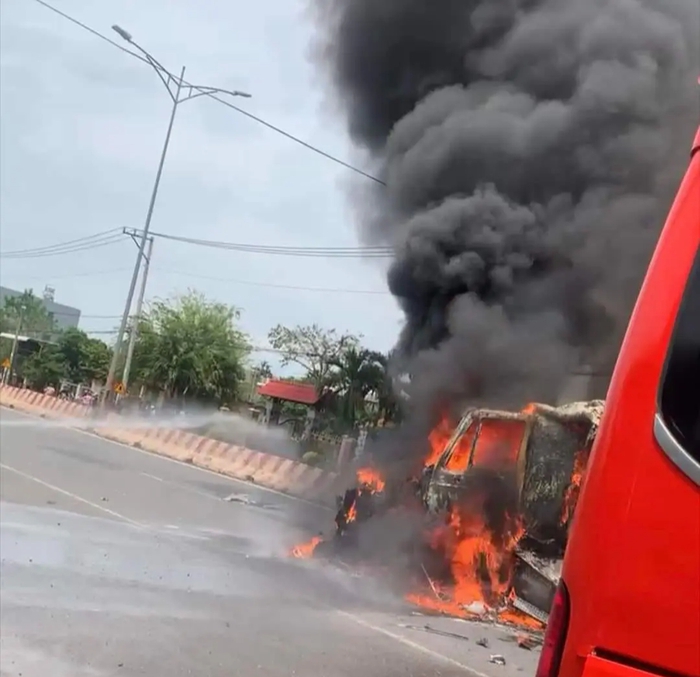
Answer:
[{"left": 0, "top": 407, "right": 540, "bottom": 677}]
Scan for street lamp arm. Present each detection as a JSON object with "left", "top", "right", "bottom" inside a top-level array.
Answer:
[
  {"left": 180, "top": 84, "right": 252, "bottom": 103},
  {"left": 133, "top": 45, "right": 179, "bottom": 103},
  {"left": 147, "top": 58, "right": 179, "bottom": 103},
  {"left": 111, "top": 25, "right": 179, "bottom": 102},
  {"left": 110, "top": 24, "right": 250, "bottom": 105}
]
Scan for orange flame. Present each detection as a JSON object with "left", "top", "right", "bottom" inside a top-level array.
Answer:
[
  {"left": 561, "top": 449, "right": 587, "bottom": 525},
  {"left": 356, "top": 467, "right": 385, "bottom": 493},
  {"left": 425, "top": 415, "right": 454, "bottom": 467},
  {"left": 288, "top": 467, "right": 385, "bottom": 558},
  {"left": 408, "top": 414, "right": 534, "bottom": 625},
  {"left": 289, "top": 535, "right": 323, "bottom": 559}
]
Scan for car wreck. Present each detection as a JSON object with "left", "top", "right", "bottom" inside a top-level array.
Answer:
[
  {"left": 292, "top": 400, "right": 604, "bottom": 627},
  {"left": 420, "top": 400, "right": 603, "bottom": 621}
]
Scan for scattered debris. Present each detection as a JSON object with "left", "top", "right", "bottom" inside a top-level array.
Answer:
[
  {"left": 490, "top": 654, "right": 507, "bottom": 666},
  {"left": 476, "top": 638, "right": 489, "bottom": 648},
  {"left": 464, "top": 601, "right": 487, "bottom": 616},
  {"left": 223, "top": 493, "right": 278, "bottom": 510},
  {"left": 223, "top": 493, "right": 253, "bottom": 505},
  {"left": 516, "top": 633, "right": 541, "bottom": 650},
  {"left": 500, "top": 632, "right": 543, "bottom": 649},
  {"left": 398, "top": 623, "right": 471, "bottom": 642},
  {"left": 421, "top": 563, "right": 445, "bottom": 602}
]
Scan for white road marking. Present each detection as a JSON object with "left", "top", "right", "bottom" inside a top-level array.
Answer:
[
  {"left": 335, "top": 610, "right": 491, "bottom": 676},
  {"left": 1, "top": 406, "right": 332, "bottom": 511},
  {"left": 0, "top": 464, "right": 211, "bottom": 542},
  {"left": 139, "top": 471, "right": 220, "bottom": 502},
  {"left": 0, "top": 462, "right": 147, "bottom": 529}
]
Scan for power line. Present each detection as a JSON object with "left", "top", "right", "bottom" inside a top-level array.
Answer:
[
  {"left": 75, "top": 328, "right": 313, "bottom": 355},
  {"left": 30, "top": 0, "right": 385, "bottom": 186},
  {"left": 155, "top": 267, "right": 390, "bottom": 295},
  {"left": 145, "top": 230, "right": 392, "bottom": 258},
  {"left": 0, "top": 231, "right": 127, "bottom": 259},
  {"left": 0, "top": 229, "right": 121, "bottom": 256},
  {"left": 5, "top": 267, "right": 132, "bottom": 281},
  {"left": 1, "top": 261, "right": 389, "bottom": 295},
  {"left": 2, "top": 229, "right": 393, "bottom": 259}
]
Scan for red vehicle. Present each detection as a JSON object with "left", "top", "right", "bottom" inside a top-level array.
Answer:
[{"left": 537, "top": 123, "right": 700, "bottom": 677}]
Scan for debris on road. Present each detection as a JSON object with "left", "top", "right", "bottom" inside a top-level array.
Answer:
[
  {"left": 223, "top": 493, "right": 279, "bottom": 510},
  {"left": 490, "top": 654, "right": 507, "bottom": 666},
  {"left": 516, "top": 634, "right": 537, "bottom": 650},
  {"left": 398, "top": 623, "right": 471, "bottom": 642},
  {"left": 223, "top": 493, "right": 254, "bottom": 505}
]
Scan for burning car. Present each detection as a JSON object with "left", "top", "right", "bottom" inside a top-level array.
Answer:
[
  {"left": 291, "top": 399, "right": 604, "bottom": 628},
  {"left": 420, "top": 400, "right": 603, "bottom": 623}
]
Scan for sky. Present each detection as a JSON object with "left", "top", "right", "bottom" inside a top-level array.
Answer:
[{"left": 0, "top": 0, "right": 404, "bottom": 373}]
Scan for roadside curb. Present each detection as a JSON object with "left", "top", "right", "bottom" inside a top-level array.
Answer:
[{"left": 0, "top": 385, "right": 340, "bottom": 508}]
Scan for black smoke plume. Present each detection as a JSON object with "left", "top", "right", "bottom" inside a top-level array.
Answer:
[{"left": 311, "top": 0, "right": 699, "bottom": 425}]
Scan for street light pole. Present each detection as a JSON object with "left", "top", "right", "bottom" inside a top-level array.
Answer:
[
  {"left": 102, "top": 25, "right": 250, "bottom": 405},
  {"left": 5, "top": 305, "right": 25, "bottom": 386},
  {"left": 122, "top": 235, "right": 154, "bottom": 391},
  {"left": 103, "top": 70, "right": 181, "bottom": 402}
]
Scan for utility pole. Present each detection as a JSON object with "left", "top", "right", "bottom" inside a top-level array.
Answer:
[
  {"left": 101, "top": 24, "right": 250, "bottom": 407},
  {"left": 122, "top": 235, "right": 154, "bottom": 391},
  {"left": 5, "top": 305, "right": 25, "bottom": 386}
]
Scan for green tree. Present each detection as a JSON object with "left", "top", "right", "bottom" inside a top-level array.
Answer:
[
  {"left": 372, "top": 350, "right": 402, "bottom": 425},
  {"left": 22, "top": 345, "right": 65, "bottom": 390},
  {"left": 268, "top": 324, "right": 360, "bottom": 387},
  {"left": 255, "top": 360, "right": 273, "bottom": 380},
  {"left": 325, "top": 348, "right": 390, "bottom": 428},
  {"left": 57, "top": 328, "right": 112, "bottom": 384},
  {"left": 0, "top": 290, "right": 56, "bottom": 341},
  {"left": 13, "top": 328, "right": 112, "bottom": 390},
  {"left": 131, "top": 291, "right": 251, "bottom": 405}
]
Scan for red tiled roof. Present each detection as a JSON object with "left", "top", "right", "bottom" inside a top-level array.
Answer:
[{"left": 257, "top": 379, "right": 320, "bottom": 405}]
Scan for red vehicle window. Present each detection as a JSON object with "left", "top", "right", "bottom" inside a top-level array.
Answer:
[{"left": 658, "top": 246, "right": 700, "bottom": 466}]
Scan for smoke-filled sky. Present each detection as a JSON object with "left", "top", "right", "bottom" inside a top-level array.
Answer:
[{"left": 311, "top": 0, "right": 700, "bottom": 410}]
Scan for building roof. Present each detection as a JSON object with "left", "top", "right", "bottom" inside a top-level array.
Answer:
[{"left": 257, "top": 379, "right": 320, "bottom": 405}]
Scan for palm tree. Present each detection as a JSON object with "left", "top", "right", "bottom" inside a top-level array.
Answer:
[{"left": 326, "top": 348, "right": 393, "bottom": 429}]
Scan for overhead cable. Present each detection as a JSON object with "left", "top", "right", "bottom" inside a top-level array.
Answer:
[
  {"left": 0, "top": 230, "right": 126, "bottom": 259},
  {"left": 146, "top": 230, "right": 393, "bottom": 258},
  {"left": 30, "top": 0, "right": 385, "bottom": 186}
]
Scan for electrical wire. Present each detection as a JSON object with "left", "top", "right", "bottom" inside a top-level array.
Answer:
[
  {"left": 0, "top": 231, "right": 127, "bottom": 259},
  {"left": 155, "top": 267, "right": 390, "bottom": 295},
  {"left": 8, "top": 267, "right": 132, "bottom": 281},
  {"left": 70, "top": 328, "right": 312, "bottom": 355},
  {"left": 30, "top": 0, "right": 385, "bottom": 186},
  {"left": 2, "top": 229, "right": 393, "bottom": 259},
  {"left": 146, "top": 230, "right": 392, "bottom": 257},
  {"left": 0, "top": 229, "right": 122, "bottom": 256}
]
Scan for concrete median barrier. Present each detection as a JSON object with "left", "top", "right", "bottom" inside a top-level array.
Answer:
[{"left": 0, "top": 385, "right": 339, "bottom": 507}]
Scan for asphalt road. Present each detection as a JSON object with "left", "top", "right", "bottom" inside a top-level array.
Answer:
[{"left": 0, "top": 407, "right": 540, "bottom": 677}]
